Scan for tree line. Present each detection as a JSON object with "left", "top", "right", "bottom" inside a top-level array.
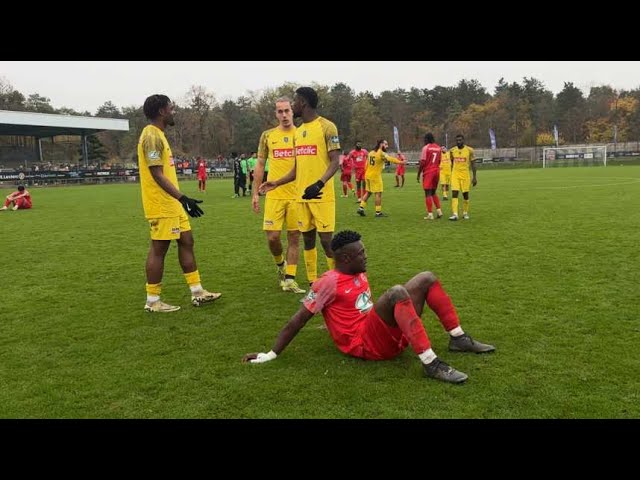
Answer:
[{"left": 2, "top": 76, "right": 639, "bottom": 163}]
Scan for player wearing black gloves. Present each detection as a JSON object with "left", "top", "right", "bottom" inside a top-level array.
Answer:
[{"left": 137, "top": 94, "right": 221, "bottom": 313}]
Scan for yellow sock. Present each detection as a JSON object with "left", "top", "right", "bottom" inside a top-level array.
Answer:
[
  {"left": 146, "top": 282, "right": 161, "bottom": 296},
  {"left": 304, "top": 248, "right": 318, "bottom": 283},
  {"left": 463, "top": 199, "right": 469, "bottom": 213},
  {"left": 359, "top": 200, "right": 367, "bottom": 208},
  {"left": 452, "top": 198, "right": 459, "bottom": 216},
  {"left": 273, "top": 253, "right": 284, "bottom": 265},
  {"left": 184, "top": 270, "right": 201, "bottom": 288},
  {"left": 375, "top": 205, "right": 382, "bottom": 213},
  {"left": 326, "top": 256, "right": 335, "bottom": 270},
  {"left": 285, "top": 263, "right": 297, "bottom": 277}
]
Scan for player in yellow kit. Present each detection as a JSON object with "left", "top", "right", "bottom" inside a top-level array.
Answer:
[
  {"left": 448, "top": 134, "right": 477, "bottom": 221},
  {"left": 439, "top": 145, "right": 452, "bottom": 200},
  {"left": 252, "top": 96, "right": 305, "bottom": 294},
  {"left": 357, "top": 139, "right": 405, "bottom": 218},
  {"left": 138, "top": 94, "right": 221, "bottom": 312},
  {"left": 260, "top": 87, "right": 341, "bottom": 286}
]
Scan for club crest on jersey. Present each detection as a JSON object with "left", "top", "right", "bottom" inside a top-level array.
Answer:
[
  {"left": 284, "top": 137, "right": 289, "bottom": 143},
  {"left": 302, "top": 131, "right": 307, "bottom": 138},
  {"left": 355, "top": 291, "right": 373, "bottom": 313}
]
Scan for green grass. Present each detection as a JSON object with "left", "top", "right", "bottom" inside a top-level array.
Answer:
[{"left": 1, "top": 166, "right": 639, "bottom": 418}]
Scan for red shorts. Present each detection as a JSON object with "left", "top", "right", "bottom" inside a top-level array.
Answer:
[
  {"left": 422, "top": 170, "right": 439, "bottom": 190},
  {"left": 355, "top": 308, "right": 409, "bottom": 361},
  {"left": 396, "top": 165, "right": 405, "bottom": 175},
  {"left": 197, "top": 175, "right": 206, "bottom": 181},
  {"left": 340, "top": 172, "right": 352, "bottom": 182},
  {"left": 355, "top": 169, "right": 366, "bottom": 182}
]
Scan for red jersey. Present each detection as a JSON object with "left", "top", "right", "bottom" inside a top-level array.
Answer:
[
  {"left": 341, "top": 154, "right": 353, "bottom": 175},
  {"left": 303, "top": 270, "right": 374, "bottom": 356},
  {"left": 348, "top": 148, "right": 368, "bottom": 172},
  {"left": 197, "top": 160, "right": 207, "bottom": 179},
  {"left": 420, "top": 143, "right": 441, "bottom": 173}
]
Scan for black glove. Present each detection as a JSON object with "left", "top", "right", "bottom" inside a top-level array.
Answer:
[
  {"left": 179, "top": 195, "right": 204, "bottom": 218},
  {"left": 302, "top": 180, "right": 325, "bottom": 200}
]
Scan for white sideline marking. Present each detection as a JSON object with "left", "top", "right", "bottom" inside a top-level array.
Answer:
[{"left": 534, "top": 178, "right": 640, "bottom": 190}]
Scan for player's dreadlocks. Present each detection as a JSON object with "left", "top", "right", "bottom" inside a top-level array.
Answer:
[{"left": 331, "top": 230, "right": 362, "bottom": 252}]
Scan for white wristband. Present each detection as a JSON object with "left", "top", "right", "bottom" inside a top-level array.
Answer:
[{"left": 251, "top": 350, "right": 278, "bottom": 364}]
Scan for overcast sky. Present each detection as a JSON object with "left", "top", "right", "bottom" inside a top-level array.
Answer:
[{"left": 2, "top": 61, "right": 640, "bottom": 114}]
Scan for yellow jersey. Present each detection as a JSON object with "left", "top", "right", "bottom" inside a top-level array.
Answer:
[
  {"left": 137, "top": 125, "right": 182, "bottom": 219},
  {"left": 449, "top": 145, "right": 474, "bottom": 177},
  {"left": 440, "top": 150, "right": 452, "bottom": 171},
  {"left": 365, "top": 149, "right": 400, "bottom": 178},
  {"left": 258, "top": 125, "right": 297, "bottom": 200},
  {"left": 294, "top": 116, "right": 340, "bottom": 203}
]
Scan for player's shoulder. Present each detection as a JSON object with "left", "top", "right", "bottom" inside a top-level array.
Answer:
[
  {"left": 318, "top": 116, "right": 338, "bottom": 131},
  {"left": 314, "top": 270, "right": 339, "bottom": 290},
  {"left": 261, "top": 126, "right": 278, "bottom": 139}
]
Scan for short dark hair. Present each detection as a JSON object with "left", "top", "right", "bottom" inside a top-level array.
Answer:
[
  {"left": 295, "top": 87, "right": 318, "bottom": 109},
  {"left": 374, "top": 139, "right": 385, "bottom": 151},
  {"left": 424, "top": 132, "right": 435, "bottom": 144},
  {"left": 331, "top": 230, "right": 362, "bottom": 252},
  {"left": 18, "top": 185, "right": 25, "bottom": 191},
  {"left": 456, "top": 134, "right": 464, "bottom": 139},
  {"left": 143, "top": 94, "right": 171, "bottom": 120}
]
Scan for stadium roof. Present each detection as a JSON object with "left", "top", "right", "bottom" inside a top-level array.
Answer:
[{"left": 0, "top": 110, "right": 129, "bottom": 137}]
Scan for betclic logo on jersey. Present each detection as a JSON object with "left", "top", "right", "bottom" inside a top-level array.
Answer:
[
  {"left": 295, "top": 145, "right": 317, "bottom": 156},
  {"left": 273, "top": 148, "right": 294, "bottom": 159}
]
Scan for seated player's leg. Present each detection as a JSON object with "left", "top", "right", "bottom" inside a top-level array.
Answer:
[
  {"left": 366, "top": 284, "right": 467, "bottom": 383},
  {"left": 403, "top": 272, "right": 495, "bottom": 353}
]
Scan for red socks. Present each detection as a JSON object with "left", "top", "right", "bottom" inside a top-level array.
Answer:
[
  {"left": 394, "top": 298, "right": 431, "bottom": 354},
  {"left": 426, "top": 280, "right": 460, "bottom": 331}
]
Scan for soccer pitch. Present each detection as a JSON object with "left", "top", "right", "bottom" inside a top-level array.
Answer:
[{"left": 1, "top": 166, "right": 639, "bottom": 418}]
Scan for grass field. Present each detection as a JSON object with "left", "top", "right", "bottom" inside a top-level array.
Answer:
[{"left": 1, "top": 166, "right": 639, "bottom": 418}]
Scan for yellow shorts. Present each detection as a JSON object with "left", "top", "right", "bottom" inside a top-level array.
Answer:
[
  {"left": 263, "top": 198, "right": 298, "bottom": 231},
  {"left": 365, "top": 176, "right": 384, "bottom": 193},
  {"left": 297, "top": 202, "right": 335, "bottom": 233},
  {"left": 451, "top": 175, "right": 470, "bottom": 193},
  {"left": 439, "top": 170, "right": 451, "bottom": 185},
  {"left": 148, "top": 213, "right": 191, "bottom": 240}
]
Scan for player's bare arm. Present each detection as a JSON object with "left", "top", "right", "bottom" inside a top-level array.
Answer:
[
  {"left": 320, "top": 149, "right": 341, "bottom": 184},
  {"left": 242, "top": 305, "right": 315, "bottom": 363},
  {"left": 260, "top": 161, "right": 296, "bottom": 194},
  {"left": 385, "top": 153, "right": 405, "bottom": 165},
  {"left": 149, "top": 165, "right": 184, "bottom": 199},
  {"left": 252, "top": 156, "right": 267, "bottom": 213},
  {"left": 471, "top": 159, "right": 477, "bottom": 186}
]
